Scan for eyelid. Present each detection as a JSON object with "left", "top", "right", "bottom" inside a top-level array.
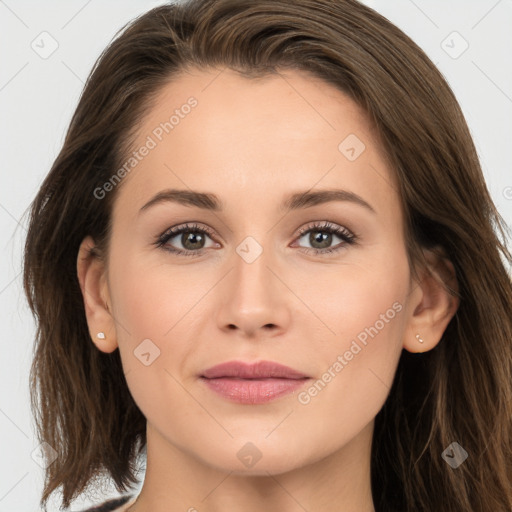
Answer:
[
  {"left": 157, "top": 222, "right": 216, "bottom": 241},
  {"left": 295, "top": 221, "right": 354, "bottom": 239}
]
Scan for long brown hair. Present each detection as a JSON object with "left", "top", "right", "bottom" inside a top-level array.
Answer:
[{"left": 23, "top": 0, "right": 512, "bottom": 510}]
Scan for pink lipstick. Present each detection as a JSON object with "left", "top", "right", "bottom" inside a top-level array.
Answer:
[{"left": 200, "top": 360, "right": 310, "bottom": 404}]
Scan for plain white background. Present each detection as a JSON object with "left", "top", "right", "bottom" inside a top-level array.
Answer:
[{"left": 1, "top": 1, "right": 511, "bottom": 510}]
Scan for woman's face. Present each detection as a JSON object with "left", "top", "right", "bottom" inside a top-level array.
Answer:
[{"left": 93, "top": 67, "right": 422, "bottom": 474}]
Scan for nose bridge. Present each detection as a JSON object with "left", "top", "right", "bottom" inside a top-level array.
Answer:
[
  {"left": 232, "top": 233, "right": 277, "bottom": 305},
  {"left": 216, "top": 232, "right": 290, "bottom": 335}
]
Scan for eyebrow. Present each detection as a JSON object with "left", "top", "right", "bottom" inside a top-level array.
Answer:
[{"left": 139, "top": 188, "right": 376, "bottom": 215}]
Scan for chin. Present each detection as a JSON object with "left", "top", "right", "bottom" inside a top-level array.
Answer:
[{"left": 195, "top": 435, "right": 317, "bottom": 476}]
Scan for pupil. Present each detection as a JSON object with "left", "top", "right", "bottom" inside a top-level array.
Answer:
[
  {"left": 311, "top": 231, "right": 331, "bottom": 249},
  {"left": 183, "top": 232, "right": 204, "bottom": 250}
]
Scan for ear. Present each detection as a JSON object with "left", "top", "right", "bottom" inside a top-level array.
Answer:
[
  {"left": 77, "top": 235, "right": 118, "bottom": 353},
  {"left": 403, "top": 247, "right": 459, "bottom": 353}
]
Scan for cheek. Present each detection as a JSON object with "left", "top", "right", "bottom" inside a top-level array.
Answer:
[
  {"left": 108, "top": 250, "right": 202, "bottom": 341},
  {"left": 106, "top": 251, "right": 202, "bottom": 397},
  {"left": 108, "top": 262, "right": 199, "bottom": 425},
  {"left": 296, "top": 255, "right": 408, "bottom": 428}
]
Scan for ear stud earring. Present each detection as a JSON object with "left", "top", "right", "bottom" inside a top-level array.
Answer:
[
  {"left": 97, "top": 332, "right": 106, "bottom": 340},
  {"left": 415, "top": 334, "right": 424, "bottom": 343}
]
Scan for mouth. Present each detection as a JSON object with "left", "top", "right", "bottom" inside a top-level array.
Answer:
[
  {"left": 201, "top": 359, "right": 309, "bottom": 379},
  {"left": 199, "top": 360, "right": 311, "bottom": 404}
]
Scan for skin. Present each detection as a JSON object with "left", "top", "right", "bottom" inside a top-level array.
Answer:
[{"left": 77, "top": 67, "right": 459, "bottom": 512}]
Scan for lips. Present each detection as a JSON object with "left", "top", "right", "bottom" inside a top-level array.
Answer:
[
  {"left": 201, "top": 360, "right": 309, "bottom": 379},
  {"left": 200, "top": 360, "right": 310, "bottom": 404}
]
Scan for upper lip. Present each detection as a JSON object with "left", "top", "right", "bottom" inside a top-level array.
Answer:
[{"left": 201, "top": 360, "right": 309, "bottom": 379}]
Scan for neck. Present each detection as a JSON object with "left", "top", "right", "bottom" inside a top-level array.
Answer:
[{"left": 126, "top": 421, "right": 376, "bottom": 512}]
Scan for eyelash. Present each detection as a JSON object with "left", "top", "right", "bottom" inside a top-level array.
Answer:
[{"left": 154, "top": 221, "right": 358, "bottom": 258}]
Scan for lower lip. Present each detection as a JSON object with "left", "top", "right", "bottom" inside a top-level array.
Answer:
[{"left": 200, "top": 377, "right": 310, "bottom": 404}]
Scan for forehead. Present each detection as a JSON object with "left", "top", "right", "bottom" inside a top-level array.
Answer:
[
  {"left": 114, "top": 66, "right": 400, "bottom": 221},
  {"left": 140, "top": 66, "right": 378, "bottom": 146}
]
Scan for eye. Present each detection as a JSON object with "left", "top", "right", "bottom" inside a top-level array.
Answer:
[
  {"left": 154, "top": 221, "right": 358, "bottom": 257},
  {"left": 292, "top": 221, "right": 358, "bottom": 255},
  {"left": 154, "top": 222, "right": 218, "bottom": 257}
]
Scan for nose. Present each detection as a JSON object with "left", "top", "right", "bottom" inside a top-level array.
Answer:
[{"left": 215, "top": 241, "right": 291, "bottom": 339}]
